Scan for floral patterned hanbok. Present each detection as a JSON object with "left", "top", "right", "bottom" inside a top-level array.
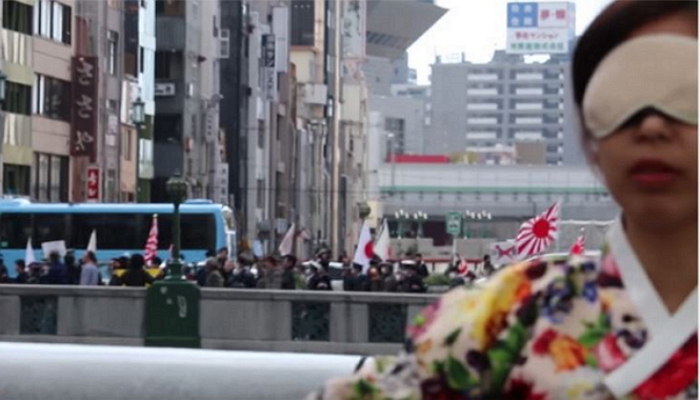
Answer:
[{"left": 307, "top": 218, "right": 698, "bottom": 400}]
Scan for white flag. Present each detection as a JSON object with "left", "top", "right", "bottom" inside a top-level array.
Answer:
[
  {"left": 278, "top": 223, "right": 295, "bottom": 256},
  {"left": 25, "top": 238, "right": 35, "bottom": 265},
  {"left": 87, "top": 229, "right": 97, "bottom": 253},
  {"left": 373, "top": 219, "right": 391, "bottom": 261},
  {"left": 353, "top": 221, "right": 373, "bottom": 273}
]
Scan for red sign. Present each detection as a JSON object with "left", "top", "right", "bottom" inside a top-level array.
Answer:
[
  {"left": 86, "top": 166, "right": 100, "bottom": 201},
  {"left": 71, "top": 57, "right": 99, "bottom": 160}
]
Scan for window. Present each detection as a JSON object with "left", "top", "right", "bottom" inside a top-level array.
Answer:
[
  {"left": 219, "top": 29, "right": 230, "bottom": 59},
  {"left": 33, "top": 213, "right": 68, "bottom": 244},
  {"left": 156, "top": 0, "right": 184, "bottom": 16},
  {"left": 32, "top": 74, "right": 70, "bottom": 120},
  {"left": 33, "top": 153, "right": 68, "bottom": 202},
  {"left": 256, "top": 179, "right": 265, "bottom": 209},
  {"left": 108, "top": 31, "right": 118, "bottom": 75},
  {"left": 139, "top": 46, "right": 145, "bottom": 73},
  {"left": 3, "top": 0, "right": 32, "bottom": 35},
  {"left": 3, "top": 164, "right": 31, "bottom": 196},
  {"left": 34, "top": 0, "right": 71, "bottom": 44},
  {"left": 4, "top": 81, "right": 32, "bottom": 115},
  {"left": 122, "top": 129, "right": 133, "bottom": 161},
  {"left": 0, "top": 213, "right": 32, "bottom": 249},
  {"left": 257, "top": 120, "right": 265, "bottom": 148}
]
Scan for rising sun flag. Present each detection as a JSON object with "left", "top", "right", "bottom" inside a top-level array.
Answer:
[{"left": 516, "top": 201, "right": 561, "bottom": 258}]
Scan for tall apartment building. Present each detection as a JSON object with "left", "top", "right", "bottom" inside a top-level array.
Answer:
[
  {"left": 152, "top": 0, "right": 222, "bottom": 202},
  {"left": 219, "top": 0, "right": 246, "bottom": 214},
  {"left": 290, "top": 0, "right": 332, "bottom": 255},
  {"left": 0, "top": 0, "right": 131, "bottom": 202},
  {"left": 229, "top": 1, "right": 297, "bottom": 254},
  {"left": 124, "top": 0, "right": 156, "bottom": 202},
  {"left": 1, "top": 0, "right": 75, "bottom": 200},
  {"left": 429, "top": 50, "right": 577, "bottom": 165}
]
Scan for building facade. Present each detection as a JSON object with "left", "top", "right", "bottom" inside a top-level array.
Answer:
[{"left": 429, "top": 51, "right": 577, "bottom": 164}]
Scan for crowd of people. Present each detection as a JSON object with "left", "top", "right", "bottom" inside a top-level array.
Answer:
[{"left": 0, "top": 245, "right": 492, "bottom": 294}]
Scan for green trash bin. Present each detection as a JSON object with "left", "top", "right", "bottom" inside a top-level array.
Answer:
[{"left": 144, "top": 279, "right": 201, "bottom": 348}]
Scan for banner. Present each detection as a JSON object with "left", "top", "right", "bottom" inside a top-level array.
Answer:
[
  {"left": 71, "top": 56, "right": 99, "bottom": 160},
  {"left": 489, "top": 241, "right": 518, "bottom": 266}
]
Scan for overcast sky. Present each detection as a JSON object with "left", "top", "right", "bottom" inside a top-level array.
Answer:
[{"left": 407, "top": 0, "right": 614, "bottom": 84}]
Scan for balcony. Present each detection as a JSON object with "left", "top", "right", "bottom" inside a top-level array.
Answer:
[
  {"left": 301, "top": 83, "right": 327, "bottom": 106},
  {"left": 154, "top": 80, "right": 185, "bottom": 113},
  {"left": 2, "top": 30, "right": 32, "bottom": 67},
  {"left": 155, "top": 17, "right": 186, "bottom": 51}
]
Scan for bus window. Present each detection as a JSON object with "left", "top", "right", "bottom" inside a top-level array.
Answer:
[
  {"left": 34, "top": 214, "right": 69, "bottom": 245},
  {"left": 181, "top": 214, "right": 216, "bottom": 250},
  {"left": 70, "top": 213, "right": 144, "bottom": 250},
  {"left": 97, "top": 214, "right": 142, "bottom": 249},
  {"left": 0, "top": 213, "right": 31, "bottom": 248}
]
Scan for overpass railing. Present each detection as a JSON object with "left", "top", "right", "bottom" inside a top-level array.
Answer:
[{"left": 0, "top": 285, "right": 439, "bottom": 355}]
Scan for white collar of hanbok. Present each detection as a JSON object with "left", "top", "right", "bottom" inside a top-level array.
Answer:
[{"left": 604, "top": 216, "right": 697, "bottom": 398}]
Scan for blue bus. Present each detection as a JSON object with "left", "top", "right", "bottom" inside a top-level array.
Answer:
[{"left": 0, "top": 198, "right": 236, "bottom": 278}]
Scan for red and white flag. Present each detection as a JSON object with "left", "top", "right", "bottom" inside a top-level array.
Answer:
[
  {"left": 373, "top": 219, "right": 392, "bottom": 261},
  {"left": 353, "top": 220, "right": 373, "bottom": 273},
  {"left": 278, "top": 223, "right": 296, "bottom": 256},
  {"left": 144, "top": 214, "right": 158, "bottom": 263},
  {"left": 516, "top": 202, "right": 560, "bottom": 258},
  {"left": 570, "top": 229, "right": 585, "bottom": 256}
]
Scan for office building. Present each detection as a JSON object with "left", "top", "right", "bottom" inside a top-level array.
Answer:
[{"left": 429, "top": 50, "right": 576, "bottom": 164}]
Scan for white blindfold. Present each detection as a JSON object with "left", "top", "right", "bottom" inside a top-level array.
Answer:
[{"left": 582, "top": 35, "right": 698, "bottom": 139}]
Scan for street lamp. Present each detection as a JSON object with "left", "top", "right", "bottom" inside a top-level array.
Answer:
[
  {"left": 413, "top": 211, "right": 427, "bottom": 238},
  {"left": 132, "top": 97, "right": 145, "bottom": 202},
  {"left": 394, "top": 209, "right": 407, "bottom": 238},
  {"left": 464, "top": 209, "right": 491, "bottom": 238},
  {"left": 166, "top": 170, "right": 188, "bottom": 280}
]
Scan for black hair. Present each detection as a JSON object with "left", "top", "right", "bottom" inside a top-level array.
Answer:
[
  {"left": 129, "top": 254, "right": 145, "bottom": 270},
  {"left": 573, "top": 1, "right": 698, "bottom": 157},
  {"left": 84, "top": 251, "right": 97, "bottom": 263}
]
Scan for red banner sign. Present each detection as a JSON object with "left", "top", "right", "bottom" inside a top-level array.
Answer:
[
  {"left": 71, "top": 56, "right": 99, "bottom": 160},
  {"left": 86, "top": 166, "right": 100, "bottom": 201}
]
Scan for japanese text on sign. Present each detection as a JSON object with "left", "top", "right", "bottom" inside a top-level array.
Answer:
[{"left": 71, "top": 57, "right": 99, "bottom": 160}]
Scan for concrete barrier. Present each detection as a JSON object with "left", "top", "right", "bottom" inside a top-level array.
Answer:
[
  {"left": 0, "top": 285, "right": 440, "bottom": 355},
  {"left": 0, "top": 341, "right": 361, "bottom": 400}
]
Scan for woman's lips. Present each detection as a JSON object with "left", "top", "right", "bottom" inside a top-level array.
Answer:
[{"left": 628, "top": 159, "right": 682, "bottom": 188}]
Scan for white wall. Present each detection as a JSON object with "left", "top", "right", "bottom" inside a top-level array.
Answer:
[{"left": 139, "top": 0, "right": 156, "bottom": 116}]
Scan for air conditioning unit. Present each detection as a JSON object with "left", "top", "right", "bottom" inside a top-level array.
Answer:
[{"left": 154, "top": 83, "right": 176, "bottom": 97}]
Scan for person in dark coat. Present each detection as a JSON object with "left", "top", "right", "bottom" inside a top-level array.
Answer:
[
  {"left": 281, "top": 255, "right": 297, "bottom": 290},
  {"left": 117, "top": 254, "right": 154, "bottom": 287},
  {"left": 400, "top": 264, "right": 427, "bottom": 293},
  {"left": 414, "top": 253, "right": 430, "bottom": 279},
  {"left": 380, "top": 263, "right": 399, "bottom": 292},
  {"left": 41, "top": 251, "right": 69, "bottom": 285},
  {"left": 307, "top": 265, "right": 332, "bottom": 291},
  {"left": 109, "top": 257, "right": 128, "bottom": 286},
  {"left": 13, "top": 259, "right": 28, "bottom": 284},
  {"left": 65, "top": 251, "right": 80, "bottom": 285}
]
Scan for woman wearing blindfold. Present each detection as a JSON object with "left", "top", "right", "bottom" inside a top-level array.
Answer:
[{"left": 307, "top": 2, "right": 697, "bottom": 399}]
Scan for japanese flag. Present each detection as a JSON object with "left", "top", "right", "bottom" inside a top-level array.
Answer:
[
  {"left": 570, "top": 229, "right": 585, "bottom": 256},
  {"left": 353, "top": 221, "right": 373, "bottom": 273},
  {"left": 516, "top": 202, "right": 560, "bottom": 258}
]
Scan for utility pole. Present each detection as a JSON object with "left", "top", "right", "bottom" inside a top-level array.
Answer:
[{"left": 330, "top": 0, "right": 342, "bottom": 258}]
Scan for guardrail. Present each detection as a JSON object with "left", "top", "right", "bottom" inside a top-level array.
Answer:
[{"left": 0, "top": 285, "right": 439, "bottom": 355}]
